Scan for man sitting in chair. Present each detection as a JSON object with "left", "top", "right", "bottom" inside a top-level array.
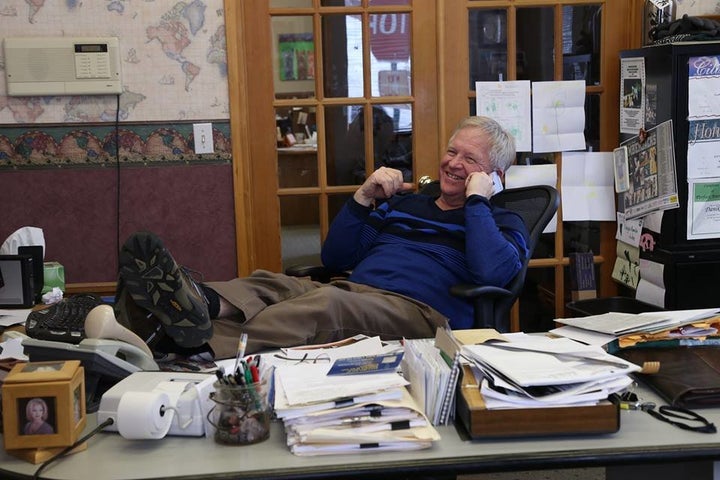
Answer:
[{"left": 115, "top": 116, "right": 529, "bottom": 359}]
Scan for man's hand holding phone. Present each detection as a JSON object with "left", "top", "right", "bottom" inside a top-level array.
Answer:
[{"left": 466, "top": 171, "right": 503, "bottom": 198}]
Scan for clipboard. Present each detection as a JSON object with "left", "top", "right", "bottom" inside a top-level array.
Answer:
[{"left": 455, "top": 365, "right": 620, "bottom": 439}]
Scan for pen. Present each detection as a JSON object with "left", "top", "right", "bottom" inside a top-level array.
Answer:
[
  {"left": 250, "top": 364, "right": 260, "bottom": 383},
  {"left": 233, "top": 332, "right": 248, "bottom": 375},
  {"left": 234, "top": 360, "right": 247, "bottom": 385}
]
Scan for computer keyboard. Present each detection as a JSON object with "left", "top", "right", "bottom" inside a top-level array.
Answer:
[{"left": 25, "top": 294, "right": 106, "bottom": 344}]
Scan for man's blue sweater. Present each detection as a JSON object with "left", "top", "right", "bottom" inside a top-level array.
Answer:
[{"left": 321, "top": 193, "right": 529, "bottom": 329}]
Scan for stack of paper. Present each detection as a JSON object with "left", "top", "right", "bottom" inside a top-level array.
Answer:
[
  {"left": 461, "top": 334, "right": 640, "bottom": 408},
  {"left": 551, "top": 308, "right": 720, "bottom": 349},
  {"left": 273, "top": 362, "right": 440, "bottom": 456},
  {"left": 401, "top": 338, "right": 460, "bottom": 425}
]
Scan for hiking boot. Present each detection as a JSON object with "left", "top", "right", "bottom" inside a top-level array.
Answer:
[
  {"left": 118, "top": 231, "right": 213, "bottom": 348},
  {"left": 114, "top": 277, "right": 166, "bottom": 350}
]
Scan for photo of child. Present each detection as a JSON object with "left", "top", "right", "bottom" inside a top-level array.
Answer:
[{"left": 22, "top": 397, "right": 55, "bottom": 435}]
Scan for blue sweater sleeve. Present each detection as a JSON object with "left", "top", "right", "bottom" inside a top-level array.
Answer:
[
  {"left": 321, "top": 198, "right": 373, "bottom": 270},
  {"left": 464, "top": 194, "right": 529, "bottom": 287}
]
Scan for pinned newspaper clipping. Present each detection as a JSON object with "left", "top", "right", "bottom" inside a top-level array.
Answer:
[{"left": 620, "top": 120, "right": 679, "bottom": 219}]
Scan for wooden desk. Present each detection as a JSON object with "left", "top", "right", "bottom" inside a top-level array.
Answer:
[
  {"left": 2, "top": 385, "right": 720, "bottom": 479},
  {"left": 277, "top": 146, "right": 318, "bottom": 189}
]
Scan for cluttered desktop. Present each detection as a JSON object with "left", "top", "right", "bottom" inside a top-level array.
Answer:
[{"left": 4, "top": 245, "right": 720, "bottom": 479}]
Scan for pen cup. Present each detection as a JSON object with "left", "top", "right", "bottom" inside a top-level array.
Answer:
[{"left": 208, "top": 380, "right": 271, "bottom": 445}]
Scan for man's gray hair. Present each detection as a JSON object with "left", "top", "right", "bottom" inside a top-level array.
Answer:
[{"left": 449, "top": 116, "right": 516, "bottom": 171}]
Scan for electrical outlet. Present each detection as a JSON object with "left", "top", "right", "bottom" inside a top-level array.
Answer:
[{"left": 193, "top": 123, "right": 214, "bottom": 154}]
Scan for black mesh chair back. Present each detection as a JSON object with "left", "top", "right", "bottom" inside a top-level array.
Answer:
[{"left": 439, "top": 184, "right": 559, "bottom": 331}]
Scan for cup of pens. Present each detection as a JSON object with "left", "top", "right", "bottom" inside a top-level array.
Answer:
[{"left": 208, "top": 374, "right": 271, "bottom": 445}]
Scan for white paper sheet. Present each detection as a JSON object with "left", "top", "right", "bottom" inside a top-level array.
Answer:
[
  {"left": 531, "top": 80, "right": 587, "bottom": 153},
  {"left": 0, "top": 337, "right": 29, "bottom": 361},
  {"left": 0, "top": 308, "right": 31, "bottom": 327},
  {"left": 616, "top": 212, "right": 643, "bottom": 247},
  {"left": 462, "top": 336, "right": 639, "bottom": 387},
  {"left": 561, "top": 152, "right": 616, "bottom": 221},
  {"left": 635, "top": 279, "right": 665, "bottom": 308},
  {"left": 275, "top": 363, "right": 408, "bottom": 407},
  {"left": 639, "top": 258, "right": 664, "bottom": 287},
  {"left": 475, "top": 80, "right": 532, "bottom": 152}
]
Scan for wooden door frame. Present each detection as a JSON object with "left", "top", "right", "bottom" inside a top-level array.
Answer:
[{"left": 225, "top": 0, "right": 281, "bottom": 276}]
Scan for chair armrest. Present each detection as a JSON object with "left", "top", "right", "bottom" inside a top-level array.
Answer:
[
  {"left": 285, "top": 265, "right": 349, "bottom": 283},
  {"left": 449, "top": 284, "right": 514, "bottom": 301}
]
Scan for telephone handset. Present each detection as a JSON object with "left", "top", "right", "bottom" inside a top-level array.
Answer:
[
  {"left": 17, "top": 334, "right": 158, "bottom": 371},
  {"left": 490, "top": 171, "right": 504, "bottom": 196},
  {"left": 79, "top": 338, "right": 159, "bottom": 371}
]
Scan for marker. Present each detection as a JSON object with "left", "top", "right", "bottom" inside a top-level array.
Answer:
[
  {"left": 233, "top": 333, "right": 248, "bottom": 376},
  {"left": 215, "top": 367, "right": 225, "bottom": 384}
]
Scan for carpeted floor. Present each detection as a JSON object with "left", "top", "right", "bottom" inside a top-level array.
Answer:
[{"left": 282, "top": 225, "right": 321, "bottom": 271}]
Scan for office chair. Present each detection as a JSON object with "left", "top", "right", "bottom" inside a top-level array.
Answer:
[{"left": 285, "top": 182, "right": 559, "bottom": 332}]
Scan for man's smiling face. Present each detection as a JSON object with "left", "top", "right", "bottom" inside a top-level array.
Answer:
[{"left": 438, "top": 127, "right": 493, "bottom": 208}]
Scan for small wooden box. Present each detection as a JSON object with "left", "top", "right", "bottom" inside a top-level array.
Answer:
[{"left": 2, "top": 360, "right": 86, "bottom": 451}]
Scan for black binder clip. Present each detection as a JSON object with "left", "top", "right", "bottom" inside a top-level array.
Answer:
[{"left": 618, "top": 391, "right": 648, "bottom": 410}]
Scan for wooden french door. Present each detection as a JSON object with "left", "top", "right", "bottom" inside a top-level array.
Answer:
[
  {"left": 226, "top": 0, "right": 639, "bottom": 331},
  {"left": 225, "top": 0, "right": 440, "bottom": 276},
  {"left": 440, "top": 0, "right": 638, "bottom": 330}
]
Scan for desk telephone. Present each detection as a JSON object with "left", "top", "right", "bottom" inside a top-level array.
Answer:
[
  {"left": 18, "top": 303, "right": 158, "bottom": 368},
  {"left": 5, "top": 303, "right": 159, "bottom": 411}
]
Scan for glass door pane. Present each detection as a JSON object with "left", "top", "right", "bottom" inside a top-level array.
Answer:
[
  {"left": 272, "top": 16, "right": 316, "bottom": 98},
  {"left": 469, "top": 9, "right": 508, "bottom": 85},
  {"left": 273, "top": 1, "right": 420, "bottom": 271},
  {"left": 517, "top": 7, "right": 554, "bottom": 81},
  {"left": 562, "top": 5, "right": 602, "bottom": 86},
  {"left": 281, "top": 195, "right": 321, "bottom": 270}
]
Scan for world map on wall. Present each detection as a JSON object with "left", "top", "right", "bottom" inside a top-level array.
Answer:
[{"left": 0, "top": 0, "right": 229, "bottom": 123}]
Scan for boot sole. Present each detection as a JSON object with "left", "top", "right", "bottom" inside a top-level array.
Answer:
[{"left": 119, "top": 232, "right": 212, "bottom": 348}]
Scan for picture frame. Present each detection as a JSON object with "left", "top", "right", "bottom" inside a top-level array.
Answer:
[
  {"left": 2, "top": 360, "right": 86, "bottom": 451},
  {"left": 0, "top": 254, "right": 35, "bottom": 308}
]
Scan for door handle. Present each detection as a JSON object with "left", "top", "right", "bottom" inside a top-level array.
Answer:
[{"left": 418, "top": 175, "right": 435, "bottom": 188}]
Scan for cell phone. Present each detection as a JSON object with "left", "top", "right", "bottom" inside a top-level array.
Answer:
[{"left": 490, "top": 171, "right": 504, "bottom": 195}]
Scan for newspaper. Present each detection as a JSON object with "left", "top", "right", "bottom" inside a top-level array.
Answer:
[{"left": 620, "top": 120, "right": 680, "bottom": 219}]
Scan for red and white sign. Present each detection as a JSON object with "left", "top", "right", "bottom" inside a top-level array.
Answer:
[
  {"left": 369, "top": 9, "right": 410, "bottom": 62},
  {"left": 378, "top": 70, "right": 410, "bottom": 96}
]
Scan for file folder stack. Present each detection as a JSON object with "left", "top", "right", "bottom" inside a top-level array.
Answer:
[
  {"left": 273, "top": 363, "right": 440, "bottom": 456},
  {"left": 401, "top": 337, "right": 461, "bottom": 426}
]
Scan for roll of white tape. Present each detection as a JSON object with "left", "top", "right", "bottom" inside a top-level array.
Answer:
[{"left": 117, "top": 391, "right": 174, "bottom": 440}]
